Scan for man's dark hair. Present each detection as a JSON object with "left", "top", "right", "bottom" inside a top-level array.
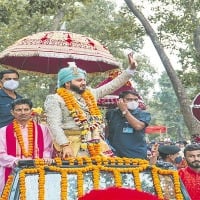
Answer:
[
  {"left": 184, "top": 144, "right": 200, "bottom": 156},
  {"left": 0, "top": 69, "right": 19, "bottom": 80},
  {"left": 11, "top": 98, "right": 33, "bottom": 110},
  {"left": 119, "top": 90, "right": 139, "bottom": 99}
]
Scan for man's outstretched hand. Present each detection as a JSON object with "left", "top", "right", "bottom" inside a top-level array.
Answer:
[{"left": 128, "top": 52, "right": 137, "bottom": 70}]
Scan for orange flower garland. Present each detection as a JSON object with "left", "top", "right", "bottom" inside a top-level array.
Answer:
[
  {"left": 113, "top": 170, "right": 122, "bottom": 187},
  {"left": 57, "top": 88, "right": 102, "bottom": 137},
  {"left": 87, "top": 143, "right": 101, "bottom": 156},
  {"left": 132, "top": 168, "right": 142, "bottom": 191},
  {"left": 0, "top": 175, "right": 13, "bottom": 200},
  {"left": 61, "top": 169, "right": 67, "bottom": 200},
  {"left": 77, "top": 171, "right": 84, "bottom": 197},
  {"left": 13, "top": 119, "right": 34, "bottom": 158},
  {"left": 172, "top": 171, "right": 183, "bottom": 200},
  {"left": 38, "top": 168, "right": 45, "bottom": 200},
  {"left": 151, "top": 166, "right": 164, "bottom": 199},
  {"left": 4, "top": 157, "right": 184, "bottom": 200},
  {"left": 93, "top": 166, "right": 100, "bottom": 189}
]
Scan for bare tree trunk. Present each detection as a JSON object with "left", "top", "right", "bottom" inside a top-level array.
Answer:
[
  {"left": 50, "top": 9, "right": 65, "bottom": 31},
  {"left": 194, "top": 26, "right": 200, "bottom": 55},
  {"left": 124, "top": 0, "right": 200, "bottom": 137}
]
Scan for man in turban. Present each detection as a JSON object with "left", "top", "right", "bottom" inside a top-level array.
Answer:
[{"left": 44, "top": 53, "right": 137, "bottom": 158}]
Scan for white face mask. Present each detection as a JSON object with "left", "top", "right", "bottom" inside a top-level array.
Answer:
[
  {"left": 127, "top": 101, "right": 139, "bottom": 110},
  {"left": 3, "top": 80, "right": 19, "bottom": 90}
]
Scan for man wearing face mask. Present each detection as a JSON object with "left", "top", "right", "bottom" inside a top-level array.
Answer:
[
  {"left": 105, "top": 90, "right": 151, "bottom": 159},
  {"left": 0, "top": 69, "right": 22, "bottom": 128}
]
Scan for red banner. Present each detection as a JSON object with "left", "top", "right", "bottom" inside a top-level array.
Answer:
[{"left": 145, "top": 126, "right": 167, "bottom": 134}]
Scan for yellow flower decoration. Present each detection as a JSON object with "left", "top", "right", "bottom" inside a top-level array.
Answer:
[
  {"left": 32, "top": 107, "right": 43, "bottom": 115},
  {"left": 2, "top": 157, "right": 184, "bottom": 200}
]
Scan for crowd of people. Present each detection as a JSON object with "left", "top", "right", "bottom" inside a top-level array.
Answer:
[{"left": 0, "top": 53, "right": 200, "bottom": 199}]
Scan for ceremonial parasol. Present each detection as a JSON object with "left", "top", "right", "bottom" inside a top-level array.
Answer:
[
  {"left": 191, "top": 93, "right": 200, "bottom": 122},
  {"left": 0, "top": 31, "right": 120, "bottom": 74},
  {"left": 96, "top": 70, "right": 146, "bottom": 109}
]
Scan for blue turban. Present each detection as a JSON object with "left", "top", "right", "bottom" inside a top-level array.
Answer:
[{"left": 57, "top": 62, "right": 86, "bottom": 87}]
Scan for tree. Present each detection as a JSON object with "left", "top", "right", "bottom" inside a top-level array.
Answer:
[
  {"left": 150, "top": 72, "right": 187, "bottom": 140},
  {"left": 124, "top": 0, "right": 200, "bottom": 137},
  {"left": 0, "top": 0, "right": 155, "bottom": 107}
]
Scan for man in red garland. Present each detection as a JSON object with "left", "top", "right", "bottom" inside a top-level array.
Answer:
[
  {"left": 44, "top": 53, "right": 137, "bottom": 158},
  {"left": 178, "top": 144, "right": 200, "bottom": 199},
  {"left": 0, "top": 98, "right": 53, "bottom": 195}
]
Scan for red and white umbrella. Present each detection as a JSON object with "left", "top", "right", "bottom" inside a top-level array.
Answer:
[
  {"left": 96, "top": 70, "right": 146, "bottom": 109},
  {"left": 0, "top": 31, "right": 120, "bottom": 74}
]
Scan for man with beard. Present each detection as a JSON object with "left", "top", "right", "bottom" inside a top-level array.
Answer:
[
  {"left": 179, "top": 144, "right": 200, "bottom": 199},
  {"left": 44, "top": 53, "right": 137, "bottom": 158}
]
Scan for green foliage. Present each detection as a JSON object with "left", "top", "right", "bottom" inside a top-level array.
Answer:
[
  {"left": 0, "top": 0, "right": 148, "bottom": 108},
  {"left": 16, "top": 73, "right": 57, "bottom": 107},
  {"left": 67, "top": 0, "right": 144, "bottom": 57},
  {"left": 149, "top": 71, "right": 188, "bottom": 140},
  {"left": 144, "top": 0, "right": 200, "bottom": 98}
]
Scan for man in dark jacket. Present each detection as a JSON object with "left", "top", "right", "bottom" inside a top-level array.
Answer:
[
  {"left": 106, "top": 90, "right": 151, "bottom": 159},
  {"left": 0, "top": 69, "right": 22, "bottom": 128}
]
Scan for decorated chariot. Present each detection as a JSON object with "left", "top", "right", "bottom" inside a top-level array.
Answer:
[{"left": 1, "top": 154, "right": 190, "bottom": 200}]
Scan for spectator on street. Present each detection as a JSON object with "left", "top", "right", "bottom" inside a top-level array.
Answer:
[
  {"left": 156, "top": 144, "right": 182, "bottom": 169},
  {"left": 179, "top": 144, "right": 200, "bottom": 199}
]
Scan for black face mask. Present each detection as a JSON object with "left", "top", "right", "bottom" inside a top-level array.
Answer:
[{"left": 175, "top": 156, "right": 182, "bottom": 164}]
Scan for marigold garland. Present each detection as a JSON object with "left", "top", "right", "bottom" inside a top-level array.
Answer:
[
  {"left": 38, "top": 168, "right": 45, "bottom": 200},
  {"left": 61, "top": 169, "right": 67, "bottom": 200},
  {"left": 56, "top": 88, "right": 103, "bottom": 137},
  {"left": 4, "top": 157, "right": 184, "bottom": 200},
  {"left": 87, "top": 143, "right": 101, "bottom": 156},
  {"left": 93, "top": 166, "right": 100, "bottom": 189},
  {"left": 113, "top": 170, "right": 122, "bottom": 187},
  {"left": 132, "top": 168, "right": 142, "bottom": 191},
  {"left": 35, "top": 159, "right": 45, "bottom": 166},
  {"left": 54, "top": 157, "right": 62, "bottom": 166},
  {"left": 151, "top": 166, "right": 164, "bottom": 199},
  {"left": 13, "top": 119, "right": 34, "bottom": 158},
  {"left": 172, "top": 171, "right": 183, "bottom": 200},
  {"left": 0, "top": 175, "right": 14, "bottom": 200},
  {"left": 77, "top": 171, "right": 84, "bottom": 197}
]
